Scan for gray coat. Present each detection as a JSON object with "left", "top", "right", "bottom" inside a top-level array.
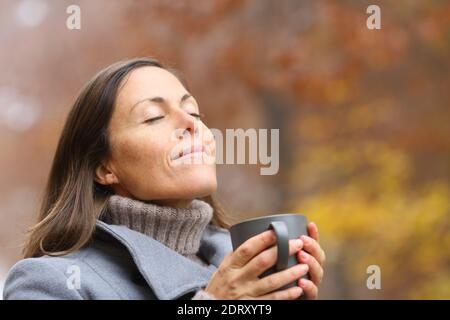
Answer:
[{"left": 3, "top": 220, "right": 232, "bottom": 300}]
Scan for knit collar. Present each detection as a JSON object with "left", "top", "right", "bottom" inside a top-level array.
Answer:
[{"left": 100, "top": 195, "right": 214, "bottom": 256}]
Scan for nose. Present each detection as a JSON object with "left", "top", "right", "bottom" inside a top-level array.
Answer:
[{"left": 175, "top": 110, "right": 199, "bottom": 141}]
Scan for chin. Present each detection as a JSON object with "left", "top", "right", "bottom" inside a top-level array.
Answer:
[{"left": 177, "top": 169, "right": 217, "bottom": 198}]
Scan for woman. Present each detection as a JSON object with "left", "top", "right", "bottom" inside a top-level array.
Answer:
[{"left": 3, "top": 57, "right": 325, "bottom": 300}]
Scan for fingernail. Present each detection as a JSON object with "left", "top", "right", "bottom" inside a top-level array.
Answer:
[
  {"left": 295, "top": 239, "right": 303, "bottom": 248},
  {"left": 299, "top": 278, "right": 308, "bottom": 287},
  {"left": 301, "top": 236, "right": 310, "bottom": 244},
  {"left": 300, "top": 251, "right": 308, "bottom": 261}
]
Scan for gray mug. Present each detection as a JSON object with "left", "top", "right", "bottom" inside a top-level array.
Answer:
[{"left": 229, "top": 213, "right": 308, "bottom": 291}]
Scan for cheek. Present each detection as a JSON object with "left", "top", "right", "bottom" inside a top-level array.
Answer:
[{"left": 112, "top": 134, "right": 168, "bottom": 179}]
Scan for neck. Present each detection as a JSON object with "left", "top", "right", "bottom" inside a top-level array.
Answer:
[{"left": 100, "top": 194, "right": 214, "bottom": 257}]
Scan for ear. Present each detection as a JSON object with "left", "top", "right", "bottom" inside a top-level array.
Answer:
[{"left": 94, "top": 162, "right": 118, "bottom": 186}]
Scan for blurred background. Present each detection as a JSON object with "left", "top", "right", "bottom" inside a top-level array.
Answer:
[{"left": 0, "top": 0, "right": 449, "bottom": 299}]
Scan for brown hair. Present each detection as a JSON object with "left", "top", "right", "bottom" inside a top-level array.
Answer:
[{"left": 23, "top": 57, "right": 237, "bottom": 258}]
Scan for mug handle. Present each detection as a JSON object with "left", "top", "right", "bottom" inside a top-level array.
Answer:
[{"left": 267, "top": 221, "right": 289, "bottom": 271}]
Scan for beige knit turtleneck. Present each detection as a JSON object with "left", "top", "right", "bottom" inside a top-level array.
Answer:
[{"left": 100, "top": 194, "right": 214, "bottom": 267}]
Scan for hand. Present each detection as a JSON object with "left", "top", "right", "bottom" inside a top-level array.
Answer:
[
  {"left": 204, "top": 229, "right": 309, "bottom": 300},
  {"left": 296, "top": 222, "right": 326, "bottom": 299}
]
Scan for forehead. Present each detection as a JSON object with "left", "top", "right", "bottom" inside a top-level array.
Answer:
[{"left": 116, "top": 66, "right": 187, "bottom": 107}]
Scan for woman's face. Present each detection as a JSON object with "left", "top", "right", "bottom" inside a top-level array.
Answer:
[{"left": 97, "top": 66, "right": 217, "bottom": 206}]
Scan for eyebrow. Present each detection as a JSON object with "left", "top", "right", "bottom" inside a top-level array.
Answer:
[{"left": 130, "top": 93, "right": 193, "bottom": 113}]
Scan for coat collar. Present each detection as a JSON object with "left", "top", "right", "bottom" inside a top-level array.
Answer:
[{"left": 95, "top": 220, "right": 232, "bottom": 300}]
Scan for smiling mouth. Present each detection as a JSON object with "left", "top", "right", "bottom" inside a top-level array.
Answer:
[{"left": 171, "top": 144, "right": 208, "bottom": 161}]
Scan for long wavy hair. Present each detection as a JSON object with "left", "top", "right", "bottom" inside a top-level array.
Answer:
[{"left": 23, "top": 57, "right": 237, "bottom": 258}]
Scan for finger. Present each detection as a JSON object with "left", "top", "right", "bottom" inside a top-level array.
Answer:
[
  {"left": 242, "top": 238, "right": 303, "bottom": 278},
  {"left": 301, "top": 235, "right": 326, "bottom": 266},
  {"left": 251, "top": 263, "right": 309, "bottom": 297},
  {"left": 229, "top": 230, "right": 277, "bottom": 268},
  {"left": 256, "top": 285, "right": 304, "bottom": 300},
  {"left": 297, "top": 250, "right": 323, "bottom": 285},
  {"left": 307, "top": 222, "right": 320, "bottom": 242},
  {"left": 298, "top": 278, "right": 318, "bottom": 300}
]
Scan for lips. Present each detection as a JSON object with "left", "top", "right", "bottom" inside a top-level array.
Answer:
[{"left": 171, "top": 143, "right": 207, "bottom": 160}]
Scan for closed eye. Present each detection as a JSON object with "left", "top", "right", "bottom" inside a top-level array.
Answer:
[
  {"left": 144, "top": 113, "right": 204, "bottom": 124},
  {"left": 191, "top": 112, "right": 207, "bottom": 120},
  {"left": 144, "top": 116, "right": 165, "bottom": 123}
]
